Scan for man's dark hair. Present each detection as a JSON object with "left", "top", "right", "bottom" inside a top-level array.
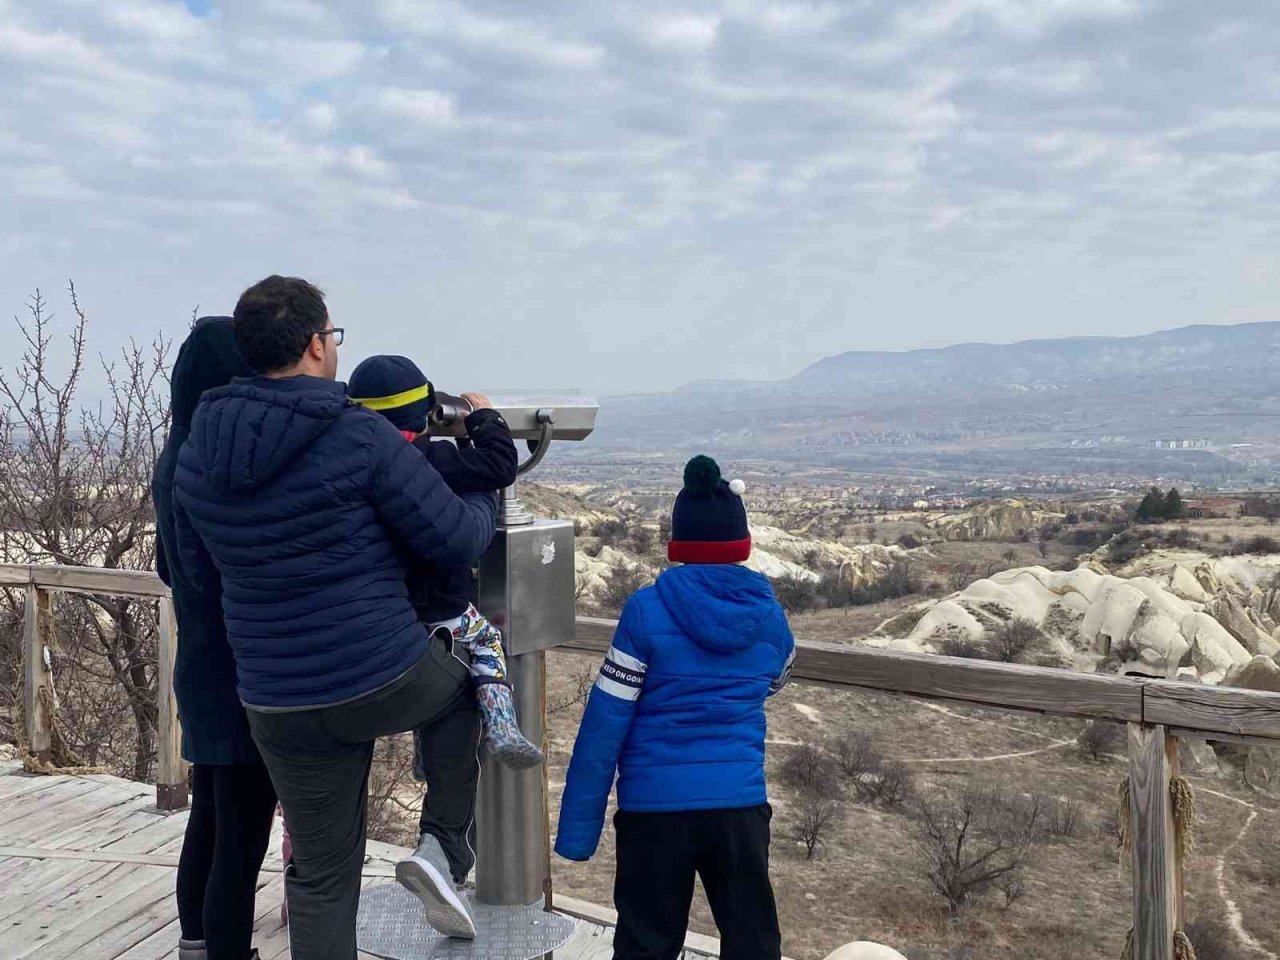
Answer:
[{"left": 232, "top": 275, "right": 328, "bottom": 374}]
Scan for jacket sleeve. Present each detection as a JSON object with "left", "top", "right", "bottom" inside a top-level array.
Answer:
[
  {"left": 173, "top": 495, "right": 217, "bottom": 595},
  {"left": 767, "top": 606, "right": 797, "bottom": 697},
  {"left": 367, "top": 415, "right": 498, "bottom": 567},
  {"left": 415, "top": 409, "right": 519, "bottom": 495},
  {"left": 554, "top": 596, "right": 650, "bottom": 862}
]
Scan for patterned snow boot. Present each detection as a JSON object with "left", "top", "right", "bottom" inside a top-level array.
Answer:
[{"left": 477, "top": 684, "right": 544, "bottom": 769}]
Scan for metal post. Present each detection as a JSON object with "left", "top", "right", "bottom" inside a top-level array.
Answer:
[{"left": 476, "top": 650, "right": 548, "bottom": 906}]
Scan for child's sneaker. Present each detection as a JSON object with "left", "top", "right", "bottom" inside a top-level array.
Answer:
[{"left": 477, "top": 684, "right": 545, "bottom": 769}]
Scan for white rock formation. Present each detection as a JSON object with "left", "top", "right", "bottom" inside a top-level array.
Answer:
[
  {"left": 928, "top": 499, "right": 1064, "bottom": 541},
  {"left": 750, "top": 526, "right": 914, "bottom": 588},
  {"left": 879, "top": 560, "right": 1275, "bottom": 681},
  {"left": 823, "top": 944, "right": 909, "bottom": 960}
]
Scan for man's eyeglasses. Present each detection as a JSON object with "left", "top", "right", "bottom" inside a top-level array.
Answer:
[{"left": 316, "top": 327, "right": 345, "bottom": 346}]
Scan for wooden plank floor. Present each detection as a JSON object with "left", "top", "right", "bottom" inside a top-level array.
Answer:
[{"left": 0, "top": 762, "right": 712, "bottom": 960}]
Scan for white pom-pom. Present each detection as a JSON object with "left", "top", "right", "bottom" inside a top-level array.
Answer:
[{"left": 729, "top": 478, "right": 746, "bottom": 496}]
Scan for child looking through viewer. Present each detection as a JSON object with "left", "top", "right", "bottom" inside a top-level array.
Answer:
[
  {"left": 279, "top": 356, "right": 542, "bottom": 936},
  {"left": 348, "top": 355, "right": 544, "bottom": 771}
]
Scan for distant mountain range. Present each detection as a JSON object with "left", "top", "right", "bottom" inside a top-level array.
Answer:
[
  {"left": 791, "top": 322, "right": 1280, "bottom": 393},
  {"left": 582, "top": 322, "right": 1280, "bottom": 487}
]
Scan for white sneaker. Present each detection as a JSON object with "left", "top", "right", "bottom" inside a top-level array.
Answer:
[{"left": 396, "top": 835, "right": 477, "bottom": 940}]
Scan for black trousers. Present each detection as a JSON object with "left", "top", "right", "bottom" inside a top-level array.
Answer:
[
  {"left": 612, "top": 805, "right": 782, "bottom": 960},
  {"left": 176, "top": 762, "right": 278, "bottom": 960},
  {"left": 246, "top": 634, "right": 480, "bottom": 960}
]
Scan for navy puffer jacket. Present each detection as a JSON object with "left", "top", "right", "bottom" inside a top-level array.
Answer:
[{"left": 172, "top": 375, "right": 497, "bottom": 709}]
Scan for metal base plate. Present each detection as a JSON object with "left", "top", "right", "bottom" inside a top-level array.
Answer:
[{"left": 356, "top": 884, "right": 577, "bottom": 960}]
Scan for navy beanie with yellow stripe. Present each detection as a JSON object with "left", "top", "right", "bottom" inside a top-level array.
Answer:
[{"left": 348, "top": 355, "right": 436, "bottom": 433}]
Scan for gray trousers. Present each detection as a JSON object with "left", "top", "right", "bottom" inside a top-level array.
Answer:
[{"left": 246, "top": 634, "right": 481, "bottom": 960}]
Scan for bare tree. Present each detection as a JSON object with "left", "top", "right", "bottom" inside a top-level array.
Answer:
[
  {"left": 946, "top": 564, "right": 978, "bottom": 593},
  {"left": 0, "top": 285, "right": 170, "bottom": 779},
  {"left": 987, "top": 618, "right": 1041, "bottom": 664},
  {"left": 782, "top": 743, "right": 844, "bottom": 860},
  {"left": 835, "top": 731, "right": 882, "bottom": 782},
  {"left": 913, "top": 788, "right": 1045, "bottom": 914},
  {"left": 1078, "top": 720, "right": 1120, "bottom": 762},
  {"left": 602, "top": 563, "right": 649, "bottom": 616},
  {"left": 549, "top": 659, "right": 597, "bottom": 715},
  {"left": 772, "top": 574, "right": 819, "bottom": 616},
  {"left": 863, "top": 760, "right": 913, "bottom": 808}
]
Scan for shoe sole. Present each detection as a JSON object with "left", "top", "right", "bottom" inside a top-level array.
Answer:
[
  {"left": 490, "top": 741, "right": 546, "bottom": 770},
  {"left": 396, "top": 857, "right": 477, "bottom": 939}
]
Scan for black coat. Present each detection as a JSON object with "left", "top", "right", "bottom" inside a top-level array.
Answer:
[
  {"left": 408, "top": 408, "right": 518, "bottom": 623},
  {"left": 153, "top": 317, "right": 259, "bottom": 765}
]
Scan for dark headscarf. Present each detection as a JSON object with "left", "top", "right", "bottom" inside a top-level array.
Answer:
[
  {"left": 151, "top": 316, "right": 259, "bottom": 765},
  {"left": 169, "top": 316, "right": 254, "bottom": 431}
]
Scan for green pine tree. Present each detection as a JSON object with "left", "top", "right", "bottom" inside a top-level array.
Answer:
[
  {"left": 1136, "top": 487, "right": 1165, "bottom": 522},
  {"left": 1164, "top": 488, "right": 1185, "bottom": 520}
]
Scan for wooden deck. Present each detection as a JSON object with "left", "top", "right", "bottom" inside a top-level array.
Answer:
[{"left": 0, "top": 761, "right": 713, "bottom": 960}]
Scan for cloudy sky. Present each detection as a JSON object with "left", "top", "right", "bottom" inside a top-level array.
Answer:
[{"left": 2, "top": 1, "right": 1278, "bottom": 396}]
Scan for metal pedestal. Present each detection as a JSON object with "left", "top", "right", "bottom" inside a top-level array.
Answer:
[
  {"left": 356, "top": 884, "right": 577, "bottom": 960},
  {"left": 474, "top": 517, "right": 575, "bottom": 907}
]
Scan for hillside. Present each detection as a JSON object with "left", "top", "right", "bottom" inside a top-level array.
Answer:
[{"left": 581, "top": 321, "right": 1280, "bottom": 488}]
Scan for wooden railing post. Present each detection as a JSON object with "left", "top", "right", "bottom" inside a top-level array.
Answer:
[
  {"left": 22, "top": 585, "right": 54, "bottom": 762},
  {"left": 1127, "top": 723, "right": 1182, "bottom": 960},
  {"left": 155, "top": 596, "right": 188, "bottom": 811}
]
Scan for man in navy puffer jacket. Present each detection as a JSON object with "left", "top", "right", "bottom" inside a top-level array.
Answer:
[
  {"left": 173, "top": 276, "right": 496, "bottom": 957},
  {"left": 556, "top": 456, "right": 795, "bottom": 960}
]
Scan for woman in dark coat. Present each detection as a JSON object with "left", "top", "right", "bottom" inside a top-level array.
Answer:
[{"left": 153, "top": 317, "right": 277, "bottom": 960}]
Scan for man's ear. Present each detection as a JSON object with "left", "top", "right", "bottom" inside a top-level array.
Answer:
[{"left": 305, "top": 332, "right": 324, "bottom": 363}]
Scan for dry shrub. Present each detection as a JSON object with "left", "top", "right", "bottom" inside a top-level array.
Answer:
[
  {"left": 1079, "top": 720, "right": 1121, "bottom": 762},
  {"left": 782, "top": 742, "right": 844, "bottom": 859},
  {"left": 1182, "top": 916, "right": 1233, "bottom": 960},
  {"left": 913, "top": 787, "right": 1045, "bottom": 914}
]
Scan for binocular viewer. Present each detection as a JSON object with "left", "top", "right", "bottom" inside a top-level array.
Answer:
[
  {"left": 428, "top": 394, "right": 598, "bottom": 443},
  {"left": 429, "top": 394, "right": 599, "bottom": 481}
]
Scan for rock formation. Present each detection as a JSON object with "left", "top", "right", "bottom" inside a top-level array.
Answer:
[{"left": 928, "top": 499, "right": 1064, "bottom": 542}]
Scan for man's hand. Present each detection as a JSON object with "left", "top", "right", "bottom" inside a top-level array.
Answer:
[{"left": 461, "top": 392, "right": 492, "bottom": 411}]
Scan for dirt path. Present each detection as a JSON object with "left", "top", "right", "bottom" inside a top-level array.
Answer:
[
  {"left": 899, "top": 739, "right": 1076, "bottom": 765},
  {"left": 1212, "top": 809, "right": 1278, "bottom": 960}
]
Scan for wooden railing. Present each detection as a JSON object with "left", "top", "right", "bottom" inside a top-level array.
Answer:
[
  {"left": 6, "top": 567, "right": 1280, "bottom": 959},
  {"left": 570, "top": 617, "right": 1280, "bottom": 960},
  {"left": 0, "top": 564, "right": 186, "bottom": 811}
]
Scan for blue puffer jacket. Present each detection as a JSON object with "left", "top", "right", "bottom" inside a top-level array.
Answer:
[
  {"left": 555, "top": 564, "right": 795, "bottom": 861},
  {"left": 172, "top": 375, "right": 497, "bottom": 709}
]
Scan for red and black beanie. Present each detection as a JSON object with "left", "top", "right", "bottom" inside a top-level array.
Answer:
[{"left": 667, "top": 455, "right": 751, "bottom": 565}]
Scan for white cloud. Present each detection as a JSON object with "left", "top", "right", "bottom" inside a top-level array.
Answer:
[
  {"left": 378, "top": 86, "right": 455, "bottom": 125},
  {"left": 643, "top": 14, "right": 720, "bottom": 52},
  {"left": 0, "top": 0, "right": 1278, "bottom": 395}
]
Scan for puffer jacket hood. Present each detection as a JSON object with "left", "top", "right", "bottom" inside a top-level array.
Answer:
[
  {"left": 189, "top": 376, "right": 347, "bottom": 494},
  {"left": 654, "top": 564, "right": 778, "bottom": 654}
]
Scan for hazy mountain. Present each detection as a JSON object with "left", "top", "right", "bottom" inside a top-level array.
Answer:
[
  {"left": 792, "top": 323, "right": 1280, "bottom": 393},
  {"left": 579, "top": 322, "right": 1280, "bottom": 487}
]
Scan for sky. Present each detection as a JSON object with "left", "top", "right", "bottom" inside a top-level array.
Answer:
[{"left": 1, "top": 0, "right": 1278, "bottom": 397}]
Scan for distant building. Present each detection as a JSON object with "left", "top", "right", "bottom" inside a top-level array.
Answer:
[{"left": 1185, "top": 497, "right": 1244, "bottom": 519}]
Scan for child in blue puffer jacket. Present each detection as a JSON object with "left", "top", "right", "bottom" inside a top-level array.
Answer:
[{"left": 556, "top": 456, "right": 795, "bottom": 960}]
